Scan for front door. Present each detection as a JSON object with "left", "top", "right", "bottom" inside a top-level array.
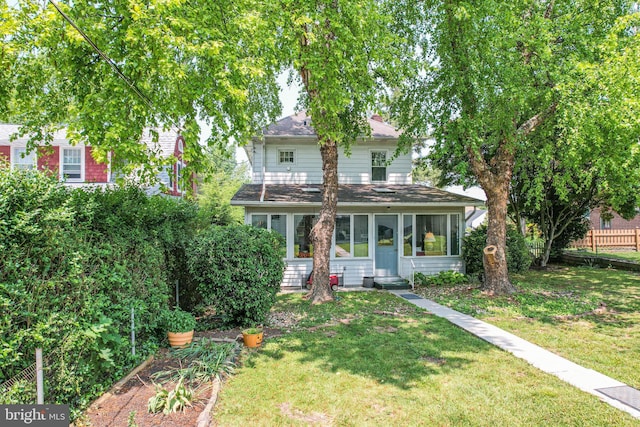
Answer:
[{"left": 375, "top": 215, "right": 398, "bottom": 276}]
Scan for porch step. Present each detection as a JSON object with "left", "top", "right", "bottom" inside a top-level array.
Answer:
[{"left": 373, "top": 277, "right": 411, "bottom": 290}]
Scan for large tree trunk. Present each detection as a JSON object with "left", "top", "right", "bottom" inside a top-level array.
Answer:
[
  {"left": 466, "top": 140, "right": 518, "bottom": 295},
  {"left": 308, "top": 138, "right": 339, "bottom": 304},
  {"left": 483, "top": 181, "right": 517, "bottom": 295}
]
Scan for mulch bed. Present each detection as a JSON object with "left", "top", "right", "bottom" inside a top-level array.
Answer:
[{"left": 81, "top": 327, "right": 284, "bottom": 427}]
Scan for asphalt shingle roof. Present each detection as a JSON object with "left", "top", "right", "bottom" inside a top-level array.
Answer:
[
  {"left": 262, "top": 112, "right": 401, "bottom": 138},
  {"left": 232, "top": 184, "right": 485, "bottom": 206}
]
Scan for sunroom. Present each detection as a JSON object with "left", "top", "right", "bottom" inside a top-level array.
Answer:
[{"left": 231, "top": 184, "right": 485, "bottom": 288}]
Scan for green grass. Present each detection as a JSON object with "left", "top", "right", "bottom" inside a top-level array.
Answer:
[
  {"left": 420, "top": 266, "right": 640, "bottom": 390},
  {"left": 213, "top": 291, "right": 637, "bottom": 426},
  {"left": 567, "top": 249, "right": 640, "bottom": 263}
]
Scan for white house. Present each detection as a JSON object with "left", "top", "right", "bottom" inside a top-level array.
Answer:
[{"left": 231, "top": 112, "right": 485, "bottom": 288}]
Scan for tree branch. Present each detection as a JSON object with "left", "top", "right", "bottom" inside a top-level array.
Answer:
[{"left": 517, "top": 102, "right": 558, "bottom": 136}]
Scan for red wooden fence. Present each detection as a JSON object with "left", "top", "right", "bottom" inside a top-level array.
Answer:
[{"left": 571, "top": 229, "right": 640, "bottom": 252}]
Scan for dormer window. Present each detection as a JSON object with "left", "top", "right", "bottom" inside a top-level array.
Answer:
[
  {"left": 371, "top": 151, "right": 387, "bottom": 182},
  {"left": 278, "top": 149, "right": 295, "bottom": 165}
]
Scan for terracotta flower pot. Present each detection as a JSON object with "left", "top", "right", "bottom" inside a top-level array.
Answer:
[
  {"left": 242, "top": 331, "right": 263, "bottom": 348},
  {"left": 167, "top": 330, "right": 194, "bottom": 348}
]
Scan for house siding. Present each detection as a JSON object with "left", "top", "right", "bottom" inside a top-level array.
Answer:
[
  {"left": 84, "top": 147, "right": 109, "bottom": 182},
  {"left": 0, "top": 146, "right": 9, "bottom": 163},
  {"left": 257, "top": 140, "right": 411, "bottom": 185},
  {"left": 37, "top": 146, "right": 60, "bottom": 174}
]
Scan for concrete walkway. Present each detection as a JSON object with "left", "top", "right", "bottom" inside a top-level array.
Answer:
[{"left": 389, "top": 290, "right": 640, "bottom": 420}]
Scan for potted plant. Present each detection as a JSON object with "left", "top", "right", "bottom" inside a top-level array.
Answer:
[
  {"left": 163, "top": 308, "right": 196, "bottom": 348},
  {"left": 241, "top": 326, "right": 264, "bottom": 348}
]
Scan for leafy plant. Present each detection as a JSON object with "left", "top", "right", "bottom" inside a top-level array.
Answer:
[
  {"left": 462, "top": 224, "right": 532, "bottom": 278},
  {"left": 162, "top": 308, "right": 196, "bottom": 333},
  {"left": 415, "top": 271, "right": 468, "bottom": 287},
  {"left": 152, "top": 339, "right": 239, "bottom": 384},
  {"left": 127, "top": 411, "right": 138, "bottom": 427},
  {"left": 147, "top": 377, "right": 193, "bottom": 414},
  {"left": 187, "top": 225, "right": 285, "bottom": 327}
]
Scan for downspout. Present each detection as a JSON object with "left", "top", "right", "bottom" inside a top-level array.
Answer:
[
  {"left": 465, "top": 206, "right": 477, "bottom": 223},
  {"left": 259, "top": 137, "right": 266, "bottom": 202}
]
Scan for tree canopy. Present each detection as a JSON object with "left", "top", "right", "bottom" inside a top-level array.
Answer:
[
  {"left": 2, "top": 0, "right": 281, "bottom": 174},
  {"left": 398, "top": 0, "right": 640, "bottom": 293}
]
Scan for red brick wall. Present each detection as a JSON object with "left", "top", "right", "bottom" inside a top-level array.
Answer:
[
  {"left": 590, "top": 207, "right": 640, "bottom": 230},
  {"left": 37, "top": 146, "right": 60, "bottom": 177},
  {"left": 0, "top": 146, "right": 10, "bottom": 166},
  {"left": 84, "top": 147, "right": 108, "bottom": 182}
]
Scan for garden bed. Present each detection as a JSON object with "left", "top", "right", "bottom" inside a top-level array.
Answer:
[
  {"left": 82, "top": 348, "right": 213, "bottom": 427},
  {"left": 80, "top": 326, "right": 284, "bottom": 427}
]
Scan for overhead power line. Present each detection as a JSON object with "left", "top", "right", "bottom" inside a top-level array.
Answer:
[
  {"left": 46, "top": 0, "right": 242, "bottom": 168},
  {"left": 48, "top": 0, "right": 160, "bottom": 120}
]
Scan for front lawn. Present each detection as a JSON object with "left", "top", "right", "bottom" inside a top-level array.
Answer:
[
  {"left": 418, "top": 265, "right": 640, "bottom": 390},
  {"left": 213, "top": 291, "right": 636, "bottom": 426}
]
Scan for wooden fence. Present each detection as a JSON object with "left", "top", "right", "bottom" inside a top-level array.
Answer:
[{"left": 570, "top": 229, "right": 640, "bottom": 252}]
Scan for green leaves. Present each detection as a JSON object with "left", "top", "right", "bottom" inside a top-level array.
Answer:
[
  {"left": 187, "top": 225, "right": 285, "bottom": 327},
  {"left": 5, "top": 0, "right": 282, "bottom": 176}
]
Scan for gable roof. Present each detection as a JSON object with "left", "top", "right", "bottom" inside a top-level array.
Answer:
[
  {"left": 262, "top": 111, "right": 401, "bottom": 139},
  {"left": 231, "top": 184, "right": 485, "bottom": 207},
  {"left": 0, "top": 124, "right": 68, "bottom": 145},
  {"left": 139, "top": 128, "right": 183, "bottom": 158}
]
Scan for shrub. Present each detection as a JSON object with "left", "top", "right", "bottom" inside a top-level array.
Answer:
[
  {"left": 0, "top": 168, "right": 199, "bottom": 418},
  {"left": 187, "top": 225, "right": 285, "bottom": 327},
  {"left": 462, "top": 224, "right": 532, "bottom": 277},
  {"left": 415, "top": 271, "right": 469, "bottom": 287}
]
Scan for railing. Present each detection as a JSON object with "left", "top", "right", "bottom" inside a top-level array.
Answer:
[
  {"left": 526, "top": 241, "right": 545, "bottom": 259},
  {"left": 410, "top": 259, "right": 416, "bottom": 290},
  {"left": 570, "top": 229, "right": 640, "bottom": 252}
]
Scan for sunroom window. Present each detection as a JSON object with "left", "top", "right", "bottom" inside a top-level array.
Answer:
[
  {"left": 403, "top": 213, "right": 461, "bottom": 257},
  {"left": 294, "top": 214, "right": 317, "bottom": 258},
  {"left": 334, "top": 215, "right": 369, "bottom": 258}
]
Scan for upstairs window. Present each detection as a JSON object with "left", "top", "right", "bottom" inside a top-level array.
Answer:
[
  {"left": 62, "top": 148, "right": 82, "bottom": 180},
  {"left": 13, "top": 147, "right": 35, "bottom": 170},
  {"left": 278, "top": 149, "right": 295, "bottom": 165},
  {"left": 371, "top": 151, "right": 387, "bottom": 182},
  {"left": 601, "top": 218, "right": 612, "bottom": 229},
  {"left": 176, "top": 161, "right": 185, "bottom": 193}
]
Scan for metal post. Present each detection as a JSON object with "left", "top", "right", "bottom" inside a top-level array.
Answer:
[
  {"left": 36, "top": 348, "right": 44, "bottom": 404},
  {"left": 131, "top": 307, "right": 135, "bottom": 356},
  {"left": 175, "top": 280, "right": 179, "bottom": 307}
]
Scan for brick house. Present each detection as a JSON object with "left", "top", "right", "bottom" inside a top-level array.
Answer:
[
  {"left": 0, "top": 124, "right": 194, "bottom": 197},
  {"left": 589, "top": 207, "right": 640, "bottom": 230}
]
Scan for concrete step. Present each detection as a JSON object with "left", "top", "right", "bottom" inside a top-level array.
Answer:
[{"left": 373, "top": 277, "right": 411, "bottom": 290}]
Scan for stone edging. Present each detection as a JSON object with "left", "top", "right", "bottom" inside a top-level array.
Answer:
[
  {"left": 196, "top": 377, "right": 221, "bottom": 427},
  {"left": 561, "top": 252, "right": 640, "bottom": 272}
]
